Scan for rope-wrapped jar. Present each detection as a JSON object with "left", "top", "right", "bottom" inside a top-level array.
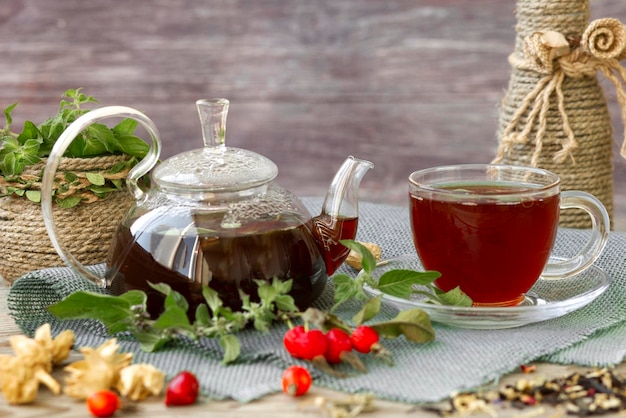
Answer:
[
  {"left": 494, "top": 0, "right": 626, "bottom": 228},
  {"left": 0, "top": 155, "right": 134, "bottom": 283}
]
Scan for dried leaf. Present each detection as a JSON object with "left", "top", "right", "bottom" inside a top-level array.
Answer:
[
  {"left": 300, "top": 393, "right": 377, "bottom": 417},
  {"left": 345, "top": 242, "right": 382, "bottom": 270}
]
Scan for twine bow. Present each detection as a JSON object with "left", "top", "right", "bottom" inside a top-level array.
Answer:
[{"left": 493, "top": 17, "right": 626, "bottom": 166}]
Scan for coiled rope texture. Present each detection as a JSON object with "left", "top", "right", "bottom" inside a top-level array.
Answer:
[{"left": 494, "top": 0, "right": 626, "bottom": 228}]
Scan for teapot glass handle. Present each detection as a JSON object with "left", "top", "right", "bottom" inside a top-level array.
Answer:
[{"left": 41, "top": 106, "right": 161, "bottom": 287}]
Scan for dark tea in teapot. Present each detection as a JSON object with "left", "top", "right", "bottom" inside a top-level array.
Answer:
[{"left": 106, "top": 209, "right": 356, "bottom": 317}]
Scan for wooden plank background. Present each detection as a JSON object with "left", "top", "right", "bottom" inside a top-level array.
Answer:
[{"left": 1, "top": 0, "right": 625, "bottom": 229}]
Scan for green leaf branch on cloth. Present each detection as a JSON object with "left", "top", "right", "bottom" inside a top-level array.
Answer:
[
  {"left": 45, "top": 238, "right": 462, "bottom": 365},
  {"left": 48, "top": 274, "right": 438, "bottom": 364},
  {"left": 48, "top": 278, "right": 300, "bottom": 364}
]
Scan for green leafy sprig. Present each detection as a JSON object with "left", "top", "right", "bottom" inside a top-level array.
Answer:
[
  {"left": 48, "top": 277, "right": 437, "bottom": 367},
  {"left": 48, "top": 278, "right": 299, "bottom": 364},
  {"left": 47, "top": 241, "right": 470, "bottom": 366},
  {"left": 0, "top": 88, "right": 149, "bottom": 206},
  {"left": 331, "top": 240, "right": 472, "bottom": 312}
]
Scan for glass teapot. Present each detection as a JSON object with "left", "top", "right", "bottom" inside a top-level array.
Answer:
[{"left": 41, "top": 99, "right": 373, "bottom": 316}]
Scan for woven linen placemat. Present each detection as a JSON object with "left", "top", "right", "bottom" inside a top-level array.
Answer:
[{"left": 7, "top": 198, "right": 626, "bottom": 404}]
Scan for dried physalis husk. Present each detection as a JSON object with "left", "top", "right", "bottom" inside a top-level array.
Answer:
[
  {"left": 116, "top": 364, "right": 165, "bottom": 401},
  {"left": 0, "top": 324, "right": 73, "bottom": 404},
  {"left": 33, "top": 324, "right": 75, "bottom": 365},
  {"left": 9, "top": 335, "right": 53, "bottom": 371},
  {"left": 345, "top": 242, "right": 382, "bottom": 270},
  {"left": 0, "top": 355, "right": 60, "bottom": 404},
  {"left": 64, "top": 338, "right": 132, "bottom": 399},
  {"left": 10, "top": 323, "right": 74, "bottom": 370}
]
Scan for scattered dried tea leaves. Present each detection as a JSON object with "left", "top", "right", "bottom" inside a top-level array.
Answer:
[
  {"left": 448, "top": 392, "right": 499, "bottom": 418},
  {"left": 422, "top": 367, "right": 626, "bottom": 417}
]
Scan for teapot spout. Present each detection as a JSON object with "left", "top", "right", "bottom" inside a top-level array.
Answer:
[
  {"left": 323, "top": 156, "right": 374, "bottom": 219},
  {"left": 310, "top": 156, "right": 374, "bottom": 276}
]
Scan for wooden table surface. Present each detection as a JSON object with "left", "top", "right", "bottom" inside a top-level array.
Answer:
[{"left": 1, "top": 284, "right": 626, "bottom": 417}]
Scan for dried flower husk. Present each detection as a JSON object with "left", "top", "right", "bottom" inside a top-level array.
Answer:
[
  {"left": 0, "top": 356, "right": 61, "bottom": 404},
  {"left": 64, "top": 339, "right": 132, "bottom": 399},
  {"left": 0, "top": 324, "right": 73, "bottom": 404},
  {"left": 33, "top": 324, "right": 75, "bottom": 365},
  {"left": 116, "top": 364, "right": 165, "bottom": 401},
  {"left": 10, "top": 324, "right": 75, "bottom": 370},
  {"left": 345, "top": 242, "right": 382, "bottom": 270},
  {"left": 9, "top": 336, "right": 54, "bottom": 371}
]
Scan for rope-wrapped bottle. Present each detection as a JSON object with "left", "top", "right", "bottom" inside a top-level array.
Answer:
[{"left": 493, "top": 0, "right": 626, "bottom": 228}]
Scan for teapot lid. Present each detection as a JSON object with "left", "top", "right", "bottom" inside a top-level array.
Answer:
[{"left": 152, "top": 99, "right": 278, "bottom": 192}]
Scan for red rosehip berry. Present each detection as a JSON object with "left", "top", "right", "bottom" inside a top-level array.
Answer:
[
  {"left": 324, "top": 328, "right": 353, "bottom": 364},
  {"left": 325, "top": 328, "right": 366, "bottom": 372},
  {"left": 165, "top": 371, "right": 200, "bottom": 406},
  {"left": 350, "top": 325, "right": 393, "bottom": 365},
  {"left": 283, "top": 325, "right": 328, "bottom": 360},
  {"left": 283, "top": 325, "right": 347, "bottom": 377},
  {"left": 350, "top": 325, "right": 380, "bottom": 353},
  {"left": 281, "top": 365, "right": 312, "bottom": 396},
  {"left": 86, "top": 390, "right": 120, "bottom": 417}
]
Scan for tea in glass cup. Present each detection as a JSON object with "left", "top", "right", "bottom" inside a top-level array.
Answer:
[{"left": 408, "top": 164, "right": 609, "bottom": 307}]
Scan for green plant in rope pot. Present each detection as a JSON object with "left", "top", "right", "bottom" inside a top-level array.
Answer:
[{"left": 0, "top": 89, "right": 149, "bottom": 283}]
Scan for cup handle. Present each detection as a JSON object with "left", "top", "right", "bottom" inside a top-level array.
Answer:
[
  {"left": 541, "top": 190, "right": 610, "bottom": 279},
  {"left": 41, "top": 106, "right": 161, "bottom": 287}
]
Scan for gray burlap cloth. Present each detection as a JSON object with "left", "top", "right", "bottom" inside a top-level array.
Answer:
[{"left": 6, "top": 198, "right": 626, "bottom": 404}]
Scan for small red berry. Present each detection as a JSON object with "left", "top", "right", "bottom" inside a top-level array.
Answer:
[
  {"left": 283, "top": 326, "right": 306, "bottom": 358},
  {"left": 86, "top": 390, "right": 120, "bottom": 417},
  {"left": 283, "top": 326, "right": 347, "bottom": 377},
  {"left": 324, "top": 328, "right": 353, "bottom": 364},
  {"left": 283, "top": 325, "right": 328, "bottom": 360},
  {"left": 350, "top": 325, "right": 393, "bottom": 365},
  {"left": 165, "top": 371, "right": 200, "bottom": 406},
  {"left": 350, "top": 325, "right": 380, "bottom": 353},
  {"left": 281, "top": 365, "right": 312, "bottom": 396},
  {"left": 325, "top": 328, "right": 367, "bottom": 372}
]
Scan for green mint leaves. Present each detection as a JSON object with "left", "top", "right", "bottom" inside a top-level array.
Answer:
[
  {"left": 0, "top": 88, "right": 149, "bottom": 205},
  {"left": 48, "top": 278, "right": 299, "bottom": 364},
  {"left": 331, "top": 240, "right": 472, "bottom": 311},
  {"left": 0, "top": 88, "right": 149, "bottom": 175}
]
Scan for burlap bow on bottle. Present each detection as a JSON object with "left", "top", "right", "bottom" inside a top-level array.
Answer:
[{"left": 494, "top": 14, "right": 626, "bottom": 228}]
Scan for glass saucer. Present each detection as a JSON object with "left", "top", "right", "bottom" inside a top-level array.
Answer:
[{"left": 362, "top": 255, "right": 611, "bottom": 329}]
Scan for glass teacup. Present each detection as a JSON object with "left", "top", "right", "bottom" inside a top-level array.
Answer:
[{"left": 408, "top": 164, "right": 610, "bottom": 307}]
